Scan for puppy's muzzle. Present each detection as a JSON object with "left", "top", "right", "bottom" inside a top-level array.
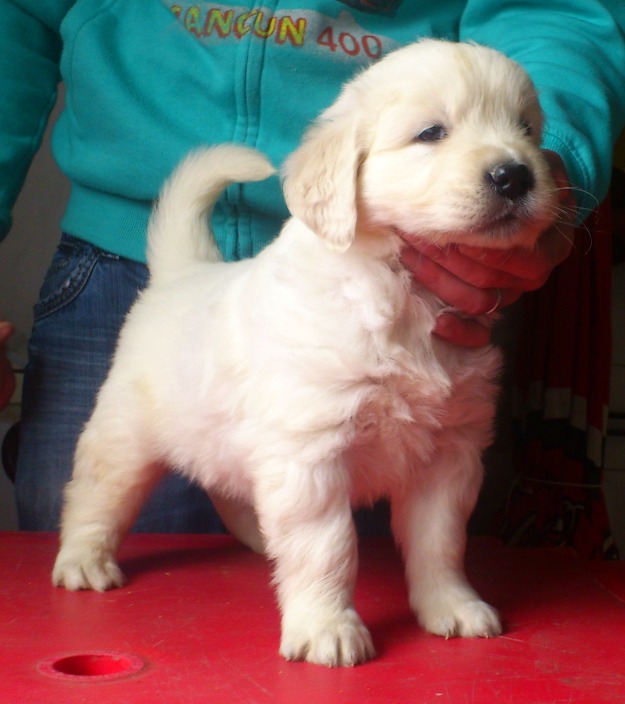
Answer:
[{"left": 486, "top": 161, "right": 534, "bottom": 201}]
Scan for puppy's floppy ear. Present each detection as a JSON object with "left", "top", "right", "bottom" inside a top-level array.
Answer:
[{"left": 282, "top": 114, "right": 364, "bottom": 253}]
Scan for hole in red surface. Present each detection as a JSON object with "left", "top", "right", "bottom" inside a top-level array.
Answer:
[{"left": 39, "top": 652, "right": 146, "bottom": 681}]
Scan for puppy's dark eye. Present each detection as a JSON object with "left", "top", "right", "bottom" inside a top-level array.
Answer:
[
  {"left": 416, "top": 125, "right": 448, "bottom": 142},
  {"left": 520, "top": 119, "right": 532, "bottom": 136}
]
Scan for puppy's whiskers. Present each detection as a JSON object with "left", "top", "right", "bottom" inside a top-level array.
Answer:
[{"left": 547, "top": 202, "right": 593, "bottom": 254}]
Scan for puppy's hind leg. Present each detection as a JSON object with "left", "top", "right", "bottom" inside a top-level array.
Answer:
[
  {"left": 52, "top": 406, "right": 164, "bottom": 592},
  {"left": 391, "top": 449, "right": 502, "bottom": 640},
  {"left": 258, "top": 459, "right": 375, "bottom": 667}
]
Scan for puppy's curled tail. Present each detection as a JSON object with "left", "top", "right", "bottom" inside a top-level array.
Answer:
[{"left": 147, "top": 145, "right": 276, "bottom": 281}]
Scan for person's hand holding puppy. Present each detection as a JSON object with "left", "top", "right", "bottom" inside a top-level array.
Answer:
[{"left": 400, "top": 151, "right": 575, "bottom": 347}]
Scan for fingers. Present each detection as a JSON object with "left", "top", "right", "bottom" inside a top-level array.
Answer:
[
  {"left": 457, "top": 236, "right": 570, "bottom": 291},
  {"left": 406, "top": 240, "right": 528, "bottom": 288},
  {"left": 400, "top": 245, "right": 512, "bottom": 346},
  {"left": 432, "top": 313, "right": 493, "bottom": 348},
  {"left": 400, "top": 236, "right": 567, "bottom": 348},
  {"left": 400, "top": 243, "right": 523, "bottom": 315}
]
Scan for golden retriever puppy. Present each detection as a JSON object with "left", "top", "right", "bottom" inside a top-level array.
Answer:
[{"left": 53, "top": 40, "right": 556, "bottom": 667}]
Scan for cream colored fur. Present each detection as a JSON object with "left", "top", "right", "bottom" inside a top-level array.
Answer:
[{"left": 52, "top": 40, "right": 556, "bottom": 667}]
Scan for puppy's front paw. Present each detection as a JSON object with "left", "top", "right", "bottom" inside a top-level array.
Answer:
[
  {"left": 418, "top": 590, "right": 502, "bottom": 639},
  {"left": 280, "top": 608, "right": 375, "bottom": 667},
  {"left": 52, "top": 548, "right": 124, "bottom": 592}
]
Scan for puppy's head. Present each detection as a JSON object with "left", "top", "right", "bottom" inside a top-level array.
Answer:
[{"left": 283, "top": 40, "right": 556, "bottom": 252}]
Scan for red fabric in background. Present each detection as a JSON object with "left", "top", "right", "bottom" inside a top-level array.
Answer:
[{"left": 506, "top": 199, "right": 616, "bottom": 558}]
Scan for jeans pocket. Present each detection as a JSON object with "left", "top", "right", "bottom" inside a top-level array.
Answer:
[{"left": 33, "top": 234, "right": 100, "bottom": 322}]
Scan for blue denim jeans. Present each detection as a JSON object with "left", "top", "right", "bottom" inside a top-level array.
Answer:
[{"left": 15, "top": 234, "right": 225, "bottom": 532}]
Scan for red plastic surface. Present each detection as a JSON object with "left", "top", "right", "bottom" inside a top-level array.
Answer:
[{"left": 1, "top": 533, "right": 624, "bottom": 703}]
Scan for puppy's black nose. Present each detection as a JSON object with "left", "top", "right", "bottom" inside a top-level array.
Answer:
[{"left": 486, "top": 162, "right": 534, "bottom": 201}]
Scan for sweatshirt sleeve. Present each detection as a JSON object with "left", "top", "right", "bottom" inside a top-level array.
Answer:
[
  {"left": 460, "top": 0, "right": 625, "bottom": 218},
  {"left": 0, "top": 1, "right": 72, "bottom": 239}
]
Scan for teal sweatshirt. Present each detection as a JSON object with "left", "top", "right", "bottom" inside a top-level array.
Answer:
[{"left": 1, "top": 1, "right": 625, "bottom": 263}]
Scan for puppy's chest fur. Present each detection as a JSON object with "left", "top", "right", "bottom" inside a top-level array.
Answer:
[
  {"left": 261, "top": 233, "right": 502, "bottom": 500},
  {"left": 339, "top": 304, "right": 501, "bottom": 502}
]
